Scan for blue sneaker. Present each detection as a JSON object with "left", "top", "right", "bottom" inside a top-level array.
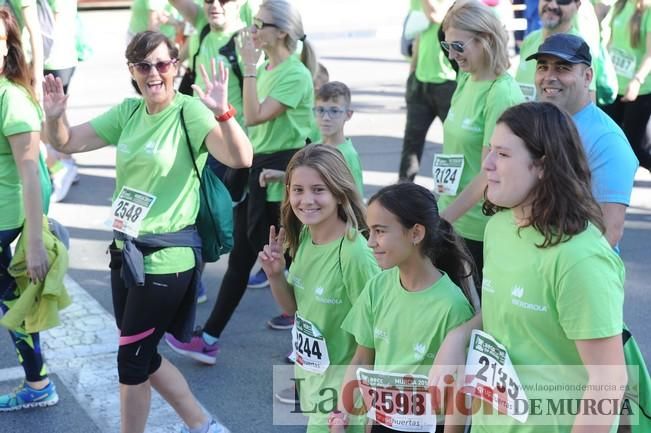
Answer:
[
  {"left": 197, "top": 281, "right": 208, "bottom": 304},
  {"left": 247, "top": 269, "right": 269, "bottom": 289},
  {"left": 0, "top": 381, "right": 59, "bottom": 411}
]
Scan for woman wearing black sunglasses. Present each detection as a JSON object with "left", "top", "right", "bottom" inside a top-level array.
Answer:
[
  {"left": 436, "top": 0, "right": 524, "bottom": 292},
  {"left": 164, "top": 0, "right": 318, "bottom": 373},
  {"left": 42, "top": 31, "right": 252, "bottom": 433}
]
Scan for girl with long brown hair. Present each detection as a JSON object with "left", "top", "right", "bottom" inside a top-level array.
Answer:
[{"left": 0, "top": 7, "right": 53, "bottom": 411}]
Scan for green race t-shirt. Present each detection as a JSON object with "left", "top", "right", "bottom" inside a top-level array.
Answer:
[
  {"left": 474, "top": 210, "right": 624, "bottom": 433},
  {"left": 249, "top": 55, "right": 313, "bottom": 201},
  {"left": 516, "top": 27, "right": 598, "bottom": 102},
  {"left": 189, "top": 12, "right": 245, "bottom": 127},
  {"left": 342, "top": 267, "right": 473, "bottom": 376},
  {"left": 90, "top": 93, "right": 216, "bottom": 274},
  {"left": 336, "top": 139, "right": 364, "bottom": 197},
  {"left": 438, "top": 72, "right": 523, "bottom": 241},
  {"left": 609, "top": 0, "right": 651, "bottom": 95},
  {"left": 415, "top": 23, "right": 456, "bottom": 84},
  {"left": 249, "top": 55, "right": 314, "bottom": 154},
  {"left": 289, "top": 228, "right": 380, "bottom": 429},
  {"left": 0, "top": 77, "right": 42, "bottom": 230}
]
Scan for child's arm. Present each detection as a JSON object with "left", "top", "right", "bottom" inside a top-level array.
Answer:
[
  {"left": 259, "top": 169, "right": 285, "bottom": 187},
  {"left": 432, "top": 313, "right": 482, "bottom": 433},
  {"left": 259, "top": 226, "right": 297, "bottom": 314},
  {"left": 331, "top": 345, "right": 375, "bottom": 432}
]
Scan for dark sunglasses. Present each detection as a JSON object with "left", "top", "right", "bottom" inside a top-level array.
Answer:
[
  {"left": 253, "top": 18, "right": 278, "bottom": 30},
  {"left": 129, "top": 59, "right": 178, "bottom": 75},
  {"left": 440, "top": 38, "right": 474, "bottom": 54},
  {"left": 543, "top": 0, "right": 575, "bottom": 5},
  {"left": 204, "top": 0, "right": 232, "bottom": 4}
]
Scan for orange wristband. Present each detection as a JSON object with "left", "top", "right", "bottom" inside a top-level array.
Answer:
[{"left": 216, "top": 104, "right": 236, "bottom": 122}]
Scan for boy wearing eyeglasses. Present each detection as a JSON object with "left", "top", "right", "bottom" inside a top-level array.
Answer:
[
  {"left": 515, "top": 0, "right": 600, "bottom": 101},
  {"left": 259, "top": 81, "right": 364, "bottom": 196}
]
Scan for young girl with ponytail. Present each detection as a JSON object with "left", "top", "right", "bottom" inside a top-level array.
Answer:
[{"left": 331, "top": 182, "right": 476, "bottom": 433}]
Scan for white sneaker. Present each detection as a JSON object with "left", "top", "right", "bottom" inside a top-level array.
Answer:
[{"left": 51, "top": 161, "right": 78, "bottom": 202}]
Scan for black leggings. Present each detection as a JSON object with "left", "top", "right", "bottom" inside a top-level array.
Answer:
[
  {"left": 203, "top": 198, "right": 282, "bottom": 338},
  {"left": 601, "top": 93, "right": 651, "bottom": 170},
  {"left": 110, "top": 246, "right": 194, "bottom": 385}
]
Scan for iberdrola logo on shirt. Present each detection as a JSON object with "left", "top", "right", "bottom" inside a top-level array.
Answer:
[
  {"left": 510, "top": 284, "right": 548, "bottom": 312},
  {"left": 314, "top": 286, "right": 342, "bottom": 305},
  {"left": 413, "top": 343, "right": 426, "bottom": 361}
]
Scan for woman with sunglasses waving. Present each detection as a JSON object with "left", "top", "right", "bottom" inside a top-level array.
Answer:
[
  {"left": 436, "top": 0, "right": 523, "bottom": 292},
  {"left": 601, "top": 0, "right": 651, "bottom": 171},
  {"left": 165, "top": 0, "right": 318, "bottom": 365},
  {"left": 0, "top": 8, "right": 56, "bottom": 412},
  {"left": 43, "top": 31, "right": 252, "bottom": 433}
]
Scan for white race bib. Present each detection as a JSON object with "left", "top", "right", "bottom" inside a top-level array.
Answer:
[
  {"left": 357, "top": 368, "right": 437, "bottom": 432},
  {"left": 519, "top": 83, "right": 536, "bottom": 102},
  {"left": 110, "top": 186, "right": 156, "bottom": 238},
  {"left": 609, "top": 47, "right": 637, "bottom": 79},
  {"left": 464, "top": 330, "right": 528, "bottom": 423},
  {"left": 432, "top": 154, "right": 464, "bottom": 196},
  {"left": 291, "top": 313, "right": 330, "bottom": 374}
]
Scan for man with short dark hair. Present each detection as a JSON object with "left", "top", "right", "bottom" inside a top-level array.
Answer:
[{"left": 531, "top": 33, "right": 638, "bottom": 247}]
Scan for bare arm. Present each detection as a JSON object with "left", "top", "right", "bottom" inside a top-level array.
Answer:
[
  {"left": 10, "top": 131, "right": 49, "bottom": 281},
  {"left": 205, "top": 116, "right": 253, "bottom": 168},
  {"left": 440, "top": 147, "right": 489, "bottom": 223},
  {"left": 599, "top": 202, "right": 627, "bottom": 247},
  {"left": 622, "top": 32, "right": 651, "bottom": 102},
  {"left": 167, "top": 0, "right": 199, "bottom": 27},
  {"left": 421, "top": 0, "right": 453, "bottom": 23},
  {"left": 571, "top": 336, "right": 627, "bottom": 433},
  {"left": 193, "top": 61, "right": 253, "bottom": 168},
  {"left": 22, "top": 4, "right": 44, "bottom": 100},
  {"left": 338, "top": 345, "right": 375, "bottom": 414},
  {"left": 43, "top": 75, "right": 108, "bottom": 153}
]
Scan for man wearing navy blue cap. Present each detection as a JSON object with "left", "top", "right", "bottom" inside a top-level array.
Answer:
[{"left": 531, "top": 33, "right": 638, "bottom": 248}]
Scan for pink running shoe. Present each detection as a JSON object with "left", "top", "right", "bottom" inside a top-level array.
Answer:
[{"left": 164, "top": 331, "right": 219, "bottom": 365}]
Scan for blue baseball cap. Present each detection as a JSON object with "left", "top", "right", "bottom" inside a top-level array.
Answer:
[{"left": 526, "top": 33, "right": 592, "bottom": 66}]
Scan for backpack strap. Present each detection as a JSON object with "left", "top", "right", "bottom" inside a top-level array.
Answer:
[
  {"left": 190, "top": 24, "right": 212, "bottom": 74},
  {"left": 179, "top": 104, "right": 202, "bottom": 182},
  {"left": 218, "top": 31, "right": 244, "bottom": 94}
]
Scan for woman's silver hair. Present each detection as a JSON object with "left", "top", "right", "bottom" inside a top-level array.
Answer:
[{"left": 259, "top": 0, "right": 317, "bottom": 77}]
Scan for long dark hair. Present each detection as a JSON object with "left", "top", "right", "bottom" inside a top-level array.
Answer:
[
  {"left": 281, "top": 144, "right": 367, "bottom": 257},
  {"left": 483, "top": 102, "right": 605, "bottom": 247},
  {"left": 612, "top": 0, "right": 648, "bottom": 48},
  {"left": 368, "top": 183, "right": 476, "bottom": 305},
  {"left": 0, "top": 8, "right": 36, "bottom": 101}
]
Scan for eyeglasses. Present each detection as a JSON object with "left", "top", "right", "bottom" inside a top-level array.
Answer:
[
  {"left": 129, "top": 59, "right": 178, "bottom": 75},
  {"left": 204, "top": 0, "right": 232, "bottom": 4},
  {"left": 313, "top": 107, "right": 348, "bottom": 119},
  {"left": 253, "top": 18, "right": 278, "bottom": 30},
  {"left": 440, "top": 38, "right": 475, "bottom": 54},
  {"left": 542, "top": 0, "right": 575, "bottom": 5}
]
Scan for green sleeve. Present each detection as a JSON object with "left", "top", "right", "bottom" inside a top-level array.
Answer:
[
  {"left": 341, "top": 281, "right": 376, "bottom": 349},
  {"left": 90, "top": 98, "right": 141, "bottom": 145},
  {"left": 340, "top": 235, "right": 381, "bottom": 305},
  {"left": 268, "top": 67, "right": 311, "bottom": 109},
  {"left": 556, "top": 254, "right": 624, "bottom": 340},
  {"left": 1, "top": 85, "right": 41, "bottom": 136},
  {"left": 482, "top": 79, "right": 524, "bottom": 147}
]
